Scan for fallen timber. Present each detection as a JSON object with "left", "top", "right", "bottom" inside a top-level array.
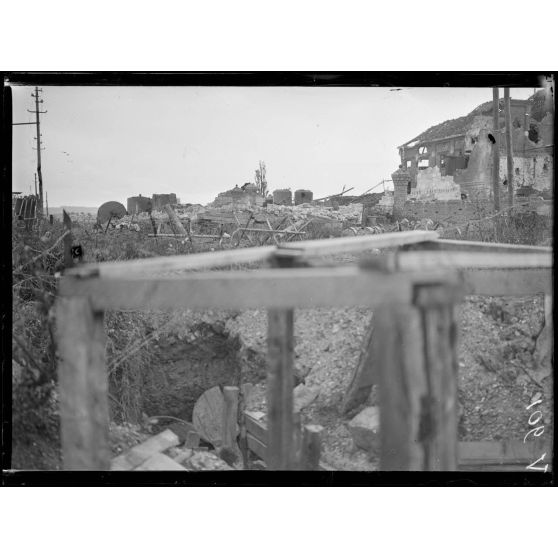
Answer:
[{"left": 55, "top": 230, "right": 553, "bottom": 470}]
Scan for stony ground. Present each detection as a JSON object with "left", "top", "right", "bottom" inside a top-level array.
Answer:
[
  {"left": 11, "top": 242, "right": 552, "bottom": 471},
  {"left": 222, "top": 251, "right": 553, "bottom": 470}
]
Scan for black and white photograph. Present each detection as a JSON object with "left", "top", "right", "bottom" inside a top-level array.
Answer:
[{"left": 3, "top": 72, "right": 553, "bottom": 479}]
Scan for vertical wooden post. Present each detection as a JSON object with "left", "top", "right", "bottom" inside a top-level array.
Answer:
[
  {"left": 56, "top": 296, "right": 110, "bottom": 469},
  {"left": 267, "top": 308, "right": 295, "bottom": 469},
  {"left": 62, "top": 209, "right": 73, "bottom": 269},
  {"left": 492, "top": 87, "right": 501, "bottom": 211},
  {"left": 377, "top": 284, "right": 459, "bottom": 471},
  {"left": 376, "top": 303, "right": 427, "bottom": 470},
  {"left": 414, "top": 285, "right": 459, "bottom": 471},
  {"left": 300, "top": 425, "right": 324, "bottom": 470},
  {"left": 504, "top": 88, "right": 514, "bottom": 207}
]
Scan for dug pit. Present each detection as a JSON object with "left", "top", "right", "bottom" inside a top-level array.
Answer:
[{"left": 141, "top": 322, "right": 243, "bottom": 422}]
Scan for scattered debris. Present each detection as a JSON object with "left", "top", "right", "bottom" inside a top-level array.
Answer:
[
  {"left": 347, "top": 406, "right": 380, "bottom": 452},
  {"left": 293, "top": 384, "right": 320, "bottom": 413}
]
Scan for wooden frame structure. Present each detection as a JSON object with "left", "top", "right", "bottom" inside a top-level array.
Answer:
[{"left": 55, "top": 230, "right": 552, "bottom": 470}]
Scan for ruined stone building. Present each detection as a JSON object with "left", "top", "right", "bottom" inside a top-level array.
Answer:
[
  {"left": 152, "top": 193, "right": 178, "bottom": 210},
  {"left": 127, "top": 195, "right": 152, "bottom": 214},
  {"left": 398, "top": 89, "right": 554, "bottom": 202},
  {"left": 210, "top": 184, "right": 265, "bottom": 209}
]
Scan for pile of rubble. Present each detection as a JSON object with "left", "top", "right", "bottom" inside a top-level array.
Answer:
[
  {"left": 266, "top": 202, "right": 364, "bottom": 224},
  {"left": 111, "top": 428, "right": 235, "bottom": 471}
]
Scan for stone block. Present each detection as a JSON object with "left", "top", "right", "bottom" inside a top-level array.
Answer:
[
  {"left": 186, "top": 451, "right": 234, "bottom": 471},
  {"left": 347, "top": 406, "right": 380, "bottom": 452},
  {"left": 135, "top": 452, "right": 188, "bottom": 471}
]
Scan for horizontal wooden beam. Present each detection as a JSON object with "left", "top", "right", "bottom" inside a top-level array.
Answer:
[
  {"left": 58, "top": 262, "right": 550, "bottom": 310},
  {"left": 406, "top": 239, "right": 552, "bottom": 254},
  {"left": 279, "top": 230, "right": 439, "bottom": 256},
  {"left": 66, "top": 245, "right": 278, "bottom": 278},
  {"left": 66, "top": 231, "right": 442, "bottom": 279},
  {"left": 458, "top": 440, "right": 550, "bottom": 466},
  {"left": 60, "top": 267, "right": 446, "bottom": 310},
  {"left": 363, "top": 250, "right": 552, "bottom": 272},
  {"left": 461, "top": 268, "right": 552, "bottom": 295}
]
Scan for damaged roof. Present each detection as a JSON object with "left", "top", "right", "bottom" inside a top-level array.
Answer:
[{"left": 400, "top": 89, "right": 549, "bottom": 148}]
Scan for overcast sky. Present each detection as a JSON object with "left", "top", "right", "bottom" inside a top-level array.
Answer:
[{"left": 11, "top": 86, "right": 537, "bottom": 208}]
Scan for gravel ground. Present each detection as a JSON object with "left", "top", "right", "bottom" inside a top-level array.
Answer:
[
  {"left": 224, "top": 253, "right": 553, "bottom": 470},
  {"left": 106, "top": 250, "right": 552, "bottom": 471}
]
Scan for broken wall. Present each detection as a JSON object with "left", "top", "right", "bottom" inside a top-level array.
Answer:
[
  {"left": 499, "top": 154, "right": 554, "bottom": 193},
  {"left": 212, "top": 187, "right": 265, "bottom": 210},
  {"left": 272, "top": 189, "right": 292, "bottom": 206},
  {"left": 127, "top": 195, "right": 152, "bottom": 214},
  {"left": 152, "top": 193, "right": 178, "bottom": 210},
  {"left": 453, "top": 129, "right": 494, "bottom": 200},
  {"left": 413, "top": 166, "right": 462, "bottom": 201}
]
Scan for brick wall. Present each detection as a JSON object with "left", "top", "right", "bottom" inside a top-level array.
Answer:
[
  {"left": 394, "top": 197, "right": 551, "bottom": 225},
  {"left": 391, "top": 168, "right": 411, "bottom": 218}
]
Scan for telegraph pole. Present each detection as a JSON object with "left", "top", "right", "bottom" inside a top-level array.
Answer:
[
  {"left": 492, "top": 87, "right": 500, "bottom": 211},
  {"left": 503, "top": 88, "right": 514, "bottom": 207},
  {"left": 34, "top": 173, "right": 38, "bottom": 197},
  {"left": 28, "top": 87, "right": 47, "bottom": 217}
]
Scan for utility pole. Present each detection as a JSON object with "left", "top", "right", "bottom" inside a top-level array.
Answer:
[
  {"left": 503, "top": 88, "right": 514, "bottom": 207},
  {"left": 28, "top": 87, "right": 47, "bottom": 217},
  {"left": 46, "top": 191, "right": 49, "bottom": 216},
  {"left": 34, "top": 173, "right": 38, "bottom": 197},
  {"left": 492, "top": 87, "right": 500, "bottom": 211}
]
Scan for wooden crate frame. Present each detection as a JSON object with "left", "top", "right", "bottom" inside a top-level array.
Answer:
[{"left": 54, "top": 231, "right": 553, "bottom": 470}]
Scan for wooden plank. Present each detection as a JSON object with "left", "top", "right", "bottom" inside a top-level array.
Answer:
[
  {"left": 58, "top": 267, "right": 454, "bottom": 311},
  {"left": 279, "top": 230, "right": 439, "bottom": 257},
  {"left": 246, "top": 431, "right": 334, "bottom": 472},
  {"left": 406, "top": 239, "right": 552, "bottom": 253},
  {"left": 163, "top": 204, "right": 187, "bottom": 235},
  {"left": 56, "top": 297, "right": 110, "bottom": 470},
  {"left": 341, "top": 315, "right": 376, "bottom": 414},
  {"left": 458, "top": 440, "right": 550, "bottom": 465},
  {"left": 66, "top": 245, "right": 278, "bottom": 278},
  {"left": 267, "top": 308, "right": 295, "bottom": 469},
  {"left": 135, "top": 452, "right": 188, "bottom": 471},
  {"left": 245, "top": 412, "right": 268, "bottom": 442},
  {"left": 116, "top": 429, "right": 181, "bottom": 469},
  {"left": 395, "top": 251, "right": 552, "bottom": 271},
  {"left": 222, "top": 386, "right": 241, "bottom": 460},
  {"left": 461, "top": 268, "right": 552, "bottom": 295},
  {"left": 247, "top": 433, "right": 267, "bottom": 461},
  {"left": 300, "top": 425, "right": 324, "bottom": 471}
]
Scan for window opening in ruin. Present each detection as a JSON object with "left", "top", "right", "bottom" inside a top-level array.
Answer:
[
  {"left": 418, "top": 159, "right": 429, "bottom": 170},
  {"left": 418, "top": 146, "right": 428, "bottom": 155},
  {"left": 487, "top": 134, "right": 496, "bottom": 144},
  {"left": 528, "top": 124, "right": 540, "bottom": 143},
  {"left": 406, "top": 160, "right": 412, "bottom": 168}
]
